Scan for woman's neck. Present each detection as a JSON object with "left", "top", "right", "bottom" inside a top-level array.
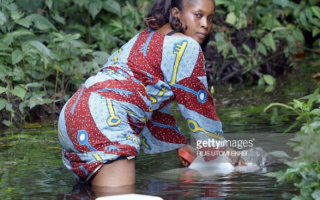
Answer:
[{"left": 155, "top": 23, "right": 185, "bottom": 36}]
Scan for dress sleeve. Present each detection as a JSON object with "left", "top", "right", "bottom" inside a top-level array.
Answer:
[{"left": 162, "top": 37, "right": 225, "bottom": 161}]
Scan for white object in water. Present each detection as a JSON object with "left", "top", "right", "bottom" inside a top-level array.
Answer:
[
  {"left": 97, "top": 194, "right": 163, "bottom": 200},
  {"left": 268, "top": 151, "right": 291, "bottom": 158},
  {"left": 189, "top": 154, "right": 261, "bottom": 175},
  {"left": 188, "top": 155, "right": 235, "bottom": 176},
  {"left": 189, "top": 155, "right": 234, "bottom": 171}
]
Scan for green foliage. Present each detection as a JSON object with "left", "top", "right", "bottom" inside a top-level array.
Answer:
[
  {"left": 0, "top": 0, "right": 153, "bottom": 127},
  {"left": 212, "top": 0, "right": 320, "bottom": 84},
  {"left": 264, "top": 88, "right": 320, "bottom": 199}
]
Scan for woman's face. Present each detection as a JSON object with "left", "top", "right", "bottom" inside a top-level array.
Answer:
[{"left": 175, "top": 0, "right": 215, "bottom": 44}]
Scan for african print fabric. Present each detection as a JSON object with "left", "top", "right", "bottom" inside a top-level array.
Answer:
[{"left": 58, "top": 28, "right": 224, "bottom": 181}]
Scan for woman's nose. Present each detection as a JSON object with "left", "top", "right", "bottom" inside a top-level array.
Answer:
[{"left": 201, "top": 18, "right": 208, "bottom": 29}]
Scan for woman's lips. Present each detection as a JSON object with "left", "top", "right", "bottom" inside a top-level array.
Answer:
[{"left": 196, "top": 32, "right": 207, "bottom": 39}]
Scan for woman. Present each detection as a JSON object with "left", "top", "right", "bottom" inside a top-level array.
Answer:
[{"left": 58, "top": 0, "right": 244, "bottom": 188}]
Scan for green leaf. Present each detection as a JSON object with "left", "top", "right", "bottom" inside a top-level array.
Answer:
[
  {"left": 242, "top": 44, "right": 251, "bottom": 54},
  {"left": 306, "top": 7, "right": 313, "bottom": 20},
  {"left": 52, "top": 32, "right": 80, "bottom": 42},
  {"left": 126, "top": 1, "right": 135, "bottom": 14},
  {"left": 103, "top": 0, "right": 121, "bottom": 16},
  {"left": 92, "top": 51, "right": 110, "bottom": 65},
  {"left": 29, "top": 96, "right": 42, "bottom": 109},
  {"left": 258, "top": 43, "right": 267, "bottom": 56},
  {"left": 311, "top": 108, "right": 320, "bottom": 116},
  {"left": 265, "top": 85, "right": 275, "bottom": 93},
  {"left": 311, "top": 6, "right": 320, "bottom": 19},
  {"left": 48, "top": 64, "right": 63, "bottom": 72},
  {"left": 23, "top": 40, "right": 51, "bottom": 57},
  {"left": 0, "top": 42, "right": 12, "bottom": 51},
  {"left": 264, "top": 75, "right": 276, "bottom": 85},
  {"left": 51, "top": 13, "right": 65, "bottom": 25},
  {"left": 6, "top": 103, "right": 14, "bottom": 112},
  {"left": 10, "top": 10, "right": 24, "bottom": 20},
  {"left": 313, "top": 27, "right": 320, "bottom": 37},
  {"left": 272, "top": 0, "right": 288, "bottom": 7},
  {"left": 293, "top": 99, "right": 303, "bottom": 109},
  {"left": 312, "top": 190, "right": 320, "bottom": 199},
  {"left": 25, "top": 82, "right": 43, "bottom": 88},
  {"left": 0, "top": 29, "right": 34, "bottom": 45},
  {"left": 307, "top": 88, "right": 319, "bottom": 108},
  {"left": 74, "top": 0, "right": 86, "bottom": 6},
  {"left": 14, "top": 18, "right": 32, "bottom": 28},
  {"left": 258, "top": 77, "right": 265, "bottom": 86},
  {"left": 0, "top": 98, "right": 7, "bottom": 111},
  {"left": 0, "top": 86, "right": 7, "bottom": 94},
  {"left": 9, "top": 85, "right": 26, "bottom": 100},
  {"left": 19, "top": 101, "right": 25, "bottom": 114},
  {"left": 0, "top": 11, "right": 7, "bottom": 25},
  {"left": 214, "top": 32, "right": 224, "bottom": 42},
  {"left": 267, "top": 34, "right": 276, "bottom": 52},
  {"left": 282, "top": 193, "right": 294, "bottom": 199},
  {"left": 231, "top": 46, "right": 237, "bottom": 56},
  {"left": 25, "top": 14, "right": 57, "bottom": 31},
  {"left": 310, "top": 18, "right": 320, "bottom": 28},
  {"left": 237, "top": 58, "right": 244, "bottom": 66},
  {"left": 12, "top": 50, "right": 23, "bottom": 64},
  {"left": 2, "top": 120, "right": 13, "bottom": 127},
  {"left": 226, "top": 12, "right": 247, "bottom": 29},
  {"left": 300, "top": 12, "right": 307, "bottom": 26},
  {"left": 45, "top": 0, "right": 53, "bottom": 10},
  {"left": 0, "top": 52, "right": 11, "bottom": 56},
  {"left": 89, "top": 0, "right": 102, "bottom": 19}
]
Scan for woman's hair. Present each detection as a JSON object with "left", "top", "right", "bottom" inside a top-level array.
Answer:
[
  {"left": 143, "top": 0, "right": 213, "bottom": 50},
  {"left": 144, "top": 0, "right": 186, "bottom": 32}
]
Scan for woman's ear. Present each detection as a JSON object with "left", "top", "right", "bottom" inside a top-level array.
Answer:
[{"left": 172, "top": 7, "right": 181, "bottom": 18}]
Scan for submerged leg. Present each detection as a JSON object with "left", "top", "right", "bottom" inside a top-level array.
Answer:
[{"left": 91, "top": 159, "right": 136, "bottom": 187}]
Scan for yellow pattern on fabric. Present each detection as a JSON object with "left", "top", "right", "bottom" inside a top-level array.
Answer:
[
  {"left": 157, "top": 86, "right": 166, "bottom": 96},
  {"left": 112, "top": 48, "right": 123, "bottom": 64},
  {"left": 187, "top": 119, "right": 224, "bottom": 140},
  {"left": 142, "top": 137, "right": 150, "bottom": 149},
  {"left": 126, "top": 134, "right": 139, "bottom": 144},
  {"left": 107, "top": 99, "right": 121, "bottom": 126},
  {"left": 149, "top": 96, "right": 157, "bottom": 104},
  {"left": 169, "top": 41, "right": 188, "bottom": 85},
  {"left": 93, "top": 154, "right": 102, "bottom": 161},
  {"left": 122, "top": 108, "right": 149, "bottom": 122}
]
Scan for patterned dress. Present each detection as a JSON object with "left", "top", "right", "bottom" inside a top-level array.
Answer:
[{"left": 58, "top": 28, "right": 224, "bottom": 182}]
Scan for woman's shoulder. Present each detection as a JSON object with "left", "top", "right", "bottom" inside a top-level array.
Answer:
[{"left": 163, "top": 34, "right": 201, "bottom": 49}]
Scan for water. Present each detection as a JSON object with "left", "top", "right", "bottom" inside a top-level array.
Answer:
[{"left": 0, "top": 62, "right": 318, "bottom": 199}]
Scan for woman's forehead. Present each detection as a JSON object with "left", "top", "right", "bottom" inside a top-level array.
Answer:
[{"left": 184, "top": 0, "right": 215, "bottom": 14}]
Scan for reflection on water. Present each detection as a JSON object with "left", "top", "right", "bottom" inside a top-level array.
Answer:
[{"left": 0, "top": 127, "right": 297, "bottom": 199}]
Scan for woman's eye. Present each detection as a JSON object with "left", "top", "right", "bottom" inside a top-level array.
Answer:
[
  {"left": 208, "top": 17, "right": 214, "bottom": 22},
  {"left": 195, "top": 13, "right": 201, "bottom": 18}
]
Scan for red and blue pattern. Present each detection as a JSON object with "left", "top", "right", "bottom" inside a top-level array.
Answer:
[{"left": 58, "top": 28, "right": 224, "bottom": 181}]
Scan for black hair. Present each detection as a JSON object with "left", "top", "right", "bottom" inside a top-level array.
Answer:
[
  {"left": 143, "top": 0, "right": 214, "bottom": 50},
  {"left": 144, "top": 0, "right": 186, "bottom": 32}
]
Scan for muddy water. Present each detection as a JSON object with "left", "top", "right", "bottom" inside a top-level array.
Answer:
[{"left": 0, "top": 62, "right": 318, "bottom": 199}]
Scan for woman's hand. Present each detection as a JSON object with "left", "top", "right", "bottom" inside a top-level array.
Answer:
[
  {"left": 177, "top": 144, "right": 197, "bottom": 167},
  {"left": 225, "top": 146, "right": 247, "bottom": 166}
]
